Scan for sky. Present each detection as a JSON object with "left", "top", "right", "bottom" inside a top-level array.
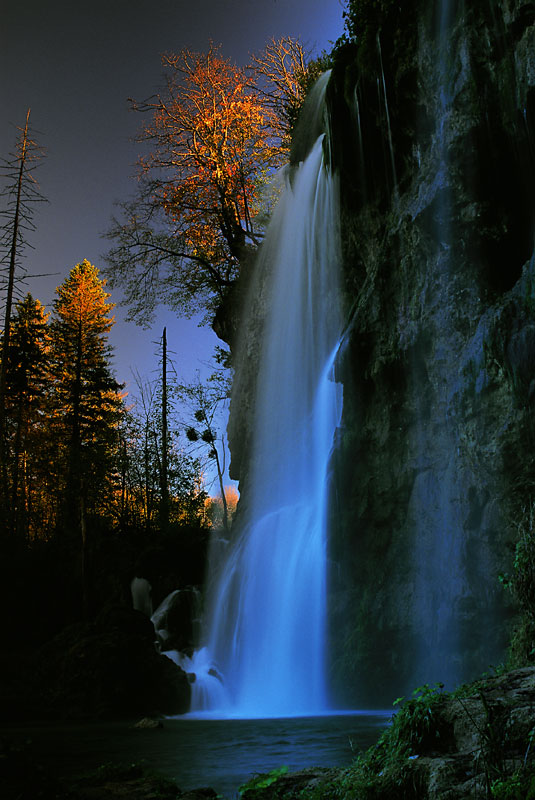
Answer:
[{"left": 1, "top": 0, "right": 346, "bottom": 483}]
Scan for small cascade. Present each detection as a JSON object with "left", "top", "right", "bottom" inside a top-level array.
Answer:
[
  {"left": 351, "top": 85, "right": 367, "bottom": 200},
  {"left": 171, "top": 648, "right": 230, "bottom": 712},
  {"left": 130, "top": 577, "right": 152, "bottom": 617},
  {"left": 376, "top": 33, "right": 398, "bottom": 198},
  {"left": 151, "top": 586, "right": 202, "bottom": 653},
  {"left": 150, "top": 588, "right": 230, "bottom": 711},
  {"left": 151, "top": 589, "right": 180, "bottom": 645},
  {"left": 184, "top": 72, "right": 343, "bottom": 717}
]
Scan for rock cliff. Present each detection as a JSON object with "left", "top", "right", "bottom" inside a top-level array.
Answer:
[
  {"left": 222, "top": 0, "right": 535, "bottom": 708},
  {"left": 326, "top": 0, "right": 535, "bottom": 705}
]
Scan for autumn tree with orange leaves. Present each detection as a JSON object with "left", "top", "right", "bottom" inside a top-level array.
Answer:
[
  {"left": 48, "top": 260, "right": 125, "bottom": 615},
  {"left": 49, "top": 261, "right": 124, "bottom": 526},
  {"left": 105, "top": 41, "right": 319, "bottom": 325}
]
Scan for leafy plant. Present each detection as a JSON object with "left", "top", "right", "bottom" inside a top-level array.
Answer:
[
  {"left": 239, "top": 765, "right": 289, "bottom": 797},
  {"left": 307, "top": 683, "right": 448, "bottom": 799},
  {"left": 390, "top": 683, "right": 447, "bottom": 753},
  {"left": 491, "top": 768, "right": 535, "bottom": 799},
  {"left": 502, "top": 502, "right": 535, "bottom": 666}
]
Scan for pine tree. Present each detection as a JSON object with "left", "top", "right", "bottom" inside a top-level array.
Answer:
[
  {"left": 49, "top": 260, "right": 124, "bottom": 615},
  {"left": 4, "top": 294, "right": 50, "bottom": 538},
  {"left": 0, "top": 110, "right": 47, "bottom": 520}
]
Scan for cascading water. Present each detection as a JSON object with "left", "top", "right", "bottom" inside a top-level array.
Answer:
[
  {"left": 131, "top": 576, "right": 153, "bottom": 617},
  {"left": 376, "top": 33, "right": 398, "bottom": 197},
  {"left": 189, "top": 73, "right": 343, "bottom": 717}
]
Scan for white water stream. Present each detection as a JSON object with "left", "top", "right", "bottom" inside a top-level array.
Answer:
[{"left": 176, "top": 74, "right": 343, "bottom": 717}]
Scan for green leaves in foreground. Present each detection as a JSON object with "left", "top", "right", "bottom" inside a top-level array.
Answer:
[
  {"left": 491, "top": 768, "right": 535, "bottom": 799},
  {"left": 239, "top": 765, "right": 289, "bottom": 797}
]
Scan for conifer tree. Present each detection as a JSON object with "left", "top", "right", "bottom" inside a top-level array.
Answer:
[
  {"left": 49, "top": 260, "right": 124, "bottom": 613},
  {"left": 50, "top": 260, "right": 124, "bottom": 512},
  {"left": 4, "top": 294, "right": 50, "bottom": 538},
  {"left": 0, "top": 110, "right": 46, "bottom": 521}
]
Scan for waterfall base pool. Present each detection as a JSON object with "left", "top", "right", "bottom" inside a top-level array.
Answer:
[{"left": 3, "top": 713, "right": 391, "bottom": 797}]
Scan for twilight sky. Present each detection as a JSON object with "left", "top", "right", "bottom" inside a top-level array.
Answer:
[{"left": 1, "top": 0, "right": 345, "bottom": 403}]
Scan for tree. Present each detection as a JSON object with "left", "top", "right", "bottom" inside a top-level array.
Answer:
[
  {"left": 204, "top": 484, "right": 239, "bottom": 530},
  {"left": 117, "top": 395, "right": 207, "bottom": 533},
  {"left": 112, "top": 377, "right": 160, "bottom": 533},
  {"left": 49, "top": 260, "right": 124, "bottom": 506},
  {"left": 160, "top": 326, "right": 170, "bottom": 531},
  {"left": 0, "top": 110, "right": 46, "bottom": 507},
  {"left": 104, "top": 40, "right": 329, "bottom": 328},
  {"left": 180, "top": 370, "right": 231, "bottom": 533},
  {"left": 2, "top": 293, "right": 50, "bottom": 538},
  {"left": 49, "top": 260, "right": 124, "bottom": 614},
  {"left": 104, "top": 44, "right": 285, "bottom": 325},
  {"left": 250, "top": 37, "right": 328, "bottom": 148}
]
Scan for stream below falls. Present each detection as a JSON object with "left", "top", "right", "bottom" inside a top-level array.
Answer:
[{"left": 3, "top": 713, "right": 390, "bottom": 797}]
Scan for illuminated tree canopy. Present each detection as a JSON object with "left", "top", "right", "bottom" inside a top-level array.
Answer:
[{"left": 105, "top": 40, "right": 321, "bottom": 325}]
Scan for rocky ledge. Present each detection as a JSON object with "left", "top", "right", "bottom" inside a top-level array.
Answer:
[{"left": 240, "top": 667, "right": 535, "bottom": 799}]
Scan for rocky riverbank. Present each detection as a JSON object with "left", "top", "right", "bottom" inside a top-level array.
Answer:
[
  {"left": 239, "top": 667, "right": 535, "bottom": 800},
  {"left": 2, "top": 667, "right": 533, "bottom": 798}
]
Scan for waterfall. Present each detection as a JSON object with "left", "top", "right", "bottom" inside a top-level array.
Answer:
[
  {"left": 131, "top": 577, "right": 153, "bottom": 617},
  {"left": 191, "top": 73, "right": 343, "bottom": 717},
  {"left": 376, "top": 33, "right": 397, "bottom": 197}
]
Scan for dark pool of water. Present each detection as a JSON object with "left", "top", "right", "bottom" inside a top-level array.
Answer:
[{"left": 2, "top": 712, "right": 391, "bottom": 798}]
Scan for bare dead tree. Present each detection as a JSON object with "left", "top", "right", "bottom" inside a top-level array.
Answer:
[
  {"left": 0, "top": 110, "right": 47, "bottom": 512},
  {"left": 250, "top": 37, "right": 325, "bottom": 146}
]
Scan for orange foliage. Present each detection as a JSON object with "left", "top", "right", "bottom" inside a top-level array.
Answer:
[
  {"left": 133, "top": 45, "right": 283, "bottom": 267},
  {"left": 205, "top": 484, "right": 239, "bottom": 529}
]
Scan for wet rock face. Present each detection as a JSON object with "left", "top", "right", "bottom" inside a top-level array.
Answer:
[{"left": 328, "top": 0, "right": 535, "bottom": 705}]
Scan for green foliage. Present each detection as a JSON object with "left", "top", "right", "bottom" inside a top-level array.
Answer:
[
  {"left": 511, "top": 504, "right": 535, "bottom": 616},
  {"left": 335, "top": 0, "right": 421, "bottom": 99},
  {"left": 343, "top": 0, "right": 398, "bottom": 42},
  {"left": 491, "top": 767, "right": 535, "bottom": 799},
  {"left": 239, "top": 765, "right": 289, "bottom": 797},
  {"left": 390, "top": 683, "right": 447, "bottom": 753},
  {"left": 297, "top": 679, "right": 535, "bottom": 800},
  {"left": 299, "top": 684, "right": 448, "bottom": 800},
  {"left": 186, "top": 426, "right": 199, "bottom": 442},
  {"left": 502, "top": 502, "right": 535, "bottom": 667},
  {"left": 3, "top": 294, "right": 51, "bottom": 537}
]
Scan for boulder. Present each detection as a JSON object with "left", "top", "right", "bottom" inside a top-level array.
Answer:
[{"left": 28, "top": 605, "right": 191, "bottom": 719}]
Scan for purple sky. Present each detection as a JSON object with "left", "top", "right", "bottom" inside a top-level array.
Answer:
[{"left": 1, "top": 0, "right": 345, "bottom": 485}]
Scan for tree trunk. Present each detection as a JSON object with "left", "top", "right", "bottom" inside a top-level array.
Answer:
[
  {"left": 160, "top": 327, "right": 169, "bottom": 531},
  {"left": 0, "top": 109, "right": 31, "bottom": 514}
]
